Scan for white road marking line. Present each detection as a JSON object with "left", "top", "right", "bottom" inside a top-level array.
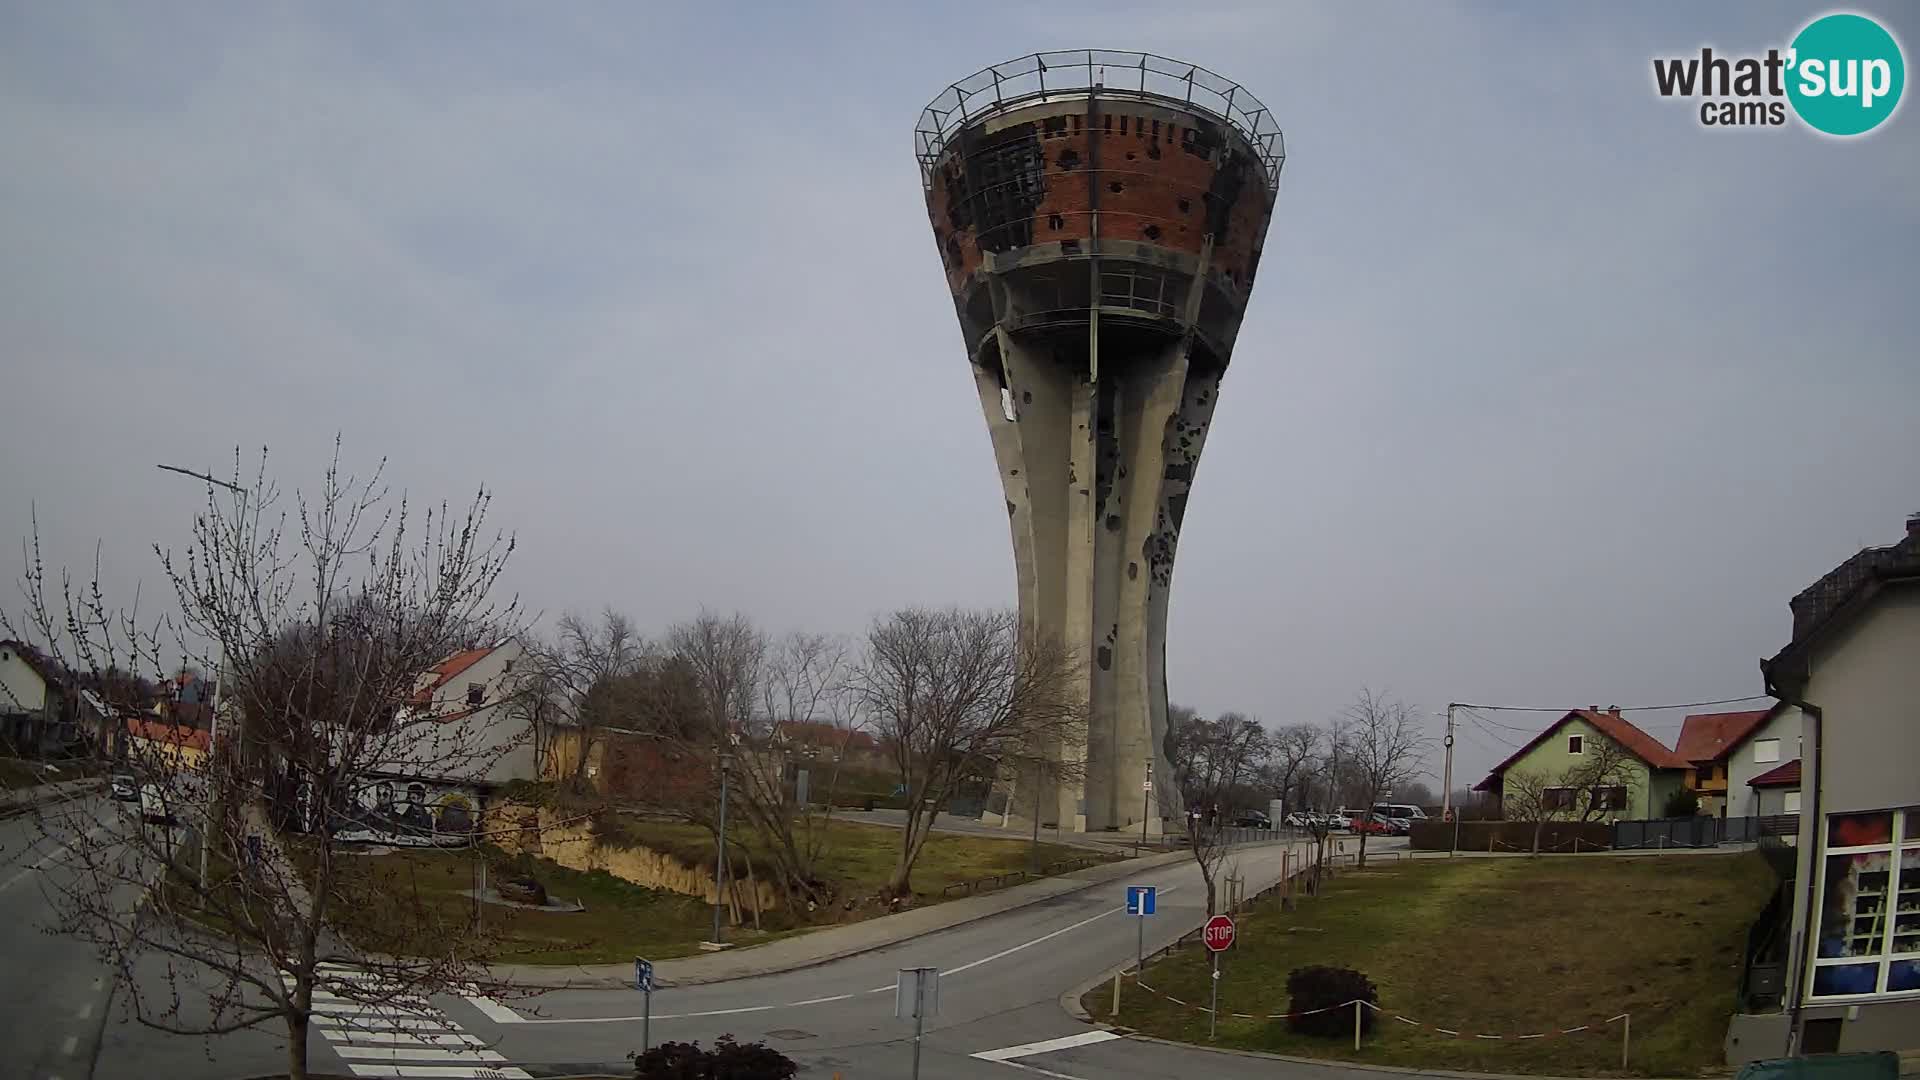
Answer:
[
  {"left": 76, "top": 1002, "right": 93, "bottom": 1020},
  {"left": 329, "top": 1033, "right": 486, "bottom": 1049},
  {"left": 0, "top": 823, "right": 109, "bottom": 891},
  {"left": 61, "top": 1035, "right": 79, "bottom": 1056},
  {"left": 973, "top": 1030, "right": 1122, "bottom": 1061},
  {"left": 977, "top": 1058, "right": 1089, "bottom": 1080},
  {"left": 314, "top": 1015, "right": 463, "bottom": 1032},
  {"left": 345, "top": 1065, "right": 530, "bottom": 1079},
  {"left": 462, "top": 994, "right": 520, "bottom": 1024},
  {"left": 329, "top": 1046, "right": 507, "bottom": 1062}
]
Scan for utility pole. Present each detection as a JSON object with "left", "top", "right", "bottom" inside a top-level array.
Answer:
[
  {"left": 710, "top": 749, "right": 732, "bottom": 946},
  {"left": 1442, "top": 703, "right": 1460, "bottom": 856}
]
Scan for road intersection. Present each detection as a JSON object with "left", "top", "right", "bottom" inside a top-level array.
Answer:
[{"left": 2, "top": 797, "right": 1394, "bottom": 1079}]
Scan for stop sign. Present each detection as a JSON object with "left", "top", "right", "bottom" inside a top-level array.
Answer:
[{"left": 1203, "top": 914, "right": 1236, "bottom": 952}]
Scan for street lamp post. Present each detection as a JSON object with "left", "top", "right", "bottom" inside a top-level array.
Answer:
[
  {"left": 1139, "top": 759, "right": 1153, "bottom": 855},
  {"left": 156, "top": 464, "right": 243, "bottom": 893}
]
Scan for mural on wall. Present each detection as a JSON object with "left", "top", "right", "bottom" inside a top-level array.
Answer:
[{"left": 323, "top": 776, "right": 480, "bottom": 848}]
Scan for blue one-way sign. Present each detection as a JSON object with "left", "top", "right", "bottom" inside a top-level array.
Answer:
[{"left": 1126, "top": 885, "right": 1156, "bottom": 916}]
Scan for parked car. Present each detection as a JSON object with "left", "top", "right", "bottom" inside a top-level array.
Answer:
[
  {"left": 1351, "top": 814, "right": 1396, "bottom": 835},
  {"left": 1284, "top": 812, "right": 1311, "bottom": 828},
  {"left": 109, "top": 774, "right": 139, "bottom": 802},
  {"left": 140, "top": 783, "right": 177, "bottom": 827},
  {"left": 1233, "top": 810, "right": 1271, "bottom": 829}
]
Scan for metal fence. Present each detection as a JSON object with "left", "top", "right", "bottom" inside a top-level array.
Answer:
[
  {"left": 1611, "top": 814, "right": 1797, "bottom": 850},
  {"left": 914, "top": 50, "right": 1286, "bottom": 191}
]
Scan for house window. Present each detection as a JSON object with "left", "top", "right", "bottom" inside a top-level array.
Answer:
[
  {"left": 1567, "top": 735, "right": 1583, "bottom": 755},
  {"left": 1754, "top": 738, "right": 1781, "bottom": 764},
  {"left": 1543, "top": 787, "right": 1576, "bottom": 811},
  {"left": 466, "top": 683, "right": 486, "bottom": 708},
  {"left": 1808, "top": 806, "right": 1920, "bottom": 999},
  {"left": 1785, "top": 792, "right": 1802, "bottom": 814},
  {"left": 1591, "top": 786, "right": 1628, "bottom": 812}
]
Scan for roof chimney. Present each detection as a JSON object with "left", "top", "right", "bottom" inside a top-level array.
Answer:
[
  {"left": 1907, "top": 512, "right": 1920, "bottom": 541},
  {"left": 1608, "top": 706, "right": 1621, "bottom": 716},
  {"left": 1588, "top": 705, "right": 1601, "bottom": 713}
]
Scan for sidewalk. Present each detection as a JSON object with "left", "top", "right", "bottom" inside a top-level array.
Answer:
[
  {"left": 488, "top": 836, "right": 1302, "bottom": 991},
  {"left": 0, "top": 776, "right": 102, "bottom": 818}
]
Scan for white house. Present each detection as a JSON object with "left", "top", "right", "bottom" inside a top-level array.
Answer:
[
  {"left": 328, "top": 638, "right": 538, "bottom": 845},
  {"left": 1, "top": 640, "right": 70, "bottom": 754},
  {"left": 1749, "top": 514, "right": 1920, "bottom": 1059},
  {"left": 1720, "top": 701, "right": 1805, "bottom": 820}
]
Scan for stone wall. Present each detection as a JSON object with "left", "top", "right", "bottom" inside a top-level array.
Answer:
[{"left": 492, "top": 804, "right": 782, "bottom": 915}]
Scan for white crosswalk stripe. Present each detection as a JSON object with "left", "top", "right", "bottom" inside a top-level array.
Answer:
[{"left": 285, "top": 969, "right": 529, "bottom": 1079}]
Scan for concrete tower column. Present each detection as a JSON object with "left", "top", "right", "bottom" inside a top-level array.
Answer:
[{"left": 920, "top": 51, "right": 1283, "bottom": 832}]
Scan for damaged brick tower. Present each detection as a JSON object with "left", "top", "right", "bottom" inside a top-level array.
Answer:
[{"left": 917, "top": 52, "right": 1283, "bottom": 833}]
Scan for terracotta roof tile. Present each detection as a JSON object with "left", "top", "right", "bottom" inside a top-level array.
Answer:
[
  {"left": 124, "top": 716, "right": 210, "bottom": 753},
  {"left": 1476, "top": 708, "right": 1691, "bottom": 790},
  {"left": 1748, "top": 759, "right": 1801, "bottom": 788},
  {"left": 1673, "top": 710, "right": 1772, "bottom": 763}
]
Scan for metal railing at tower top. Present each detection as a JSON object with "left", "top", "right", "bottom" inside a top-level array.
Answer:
[{"left": 915, "top": 50, "right": 1285, "bottom": 192}]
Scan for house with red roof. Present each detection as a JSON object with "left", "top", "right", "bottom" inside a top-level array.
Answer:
[
  {"left": 1673, "top": 708, "right": 1773, "bottom": 817},
  {"left": 1472, "top": 707, "right": 1695, "bottom": 822}
]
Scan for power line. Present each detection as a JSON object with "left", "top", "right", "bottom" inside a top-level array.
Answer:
[{"left": 1450, "top": 694, "right": 1771, "bottom": 715}]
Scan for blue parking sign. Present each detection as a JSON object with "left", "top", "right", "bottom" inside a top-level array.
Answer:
[
  {"left": 1126, "top": 885, "right": 1156, "bottom": 916},
  {"left": 634, "top": 957, "right": 654, "bottom": 992}
]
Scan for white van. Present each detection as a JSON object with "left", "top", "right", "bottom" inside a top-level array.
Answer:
[{"left": 1372, "top": 803, "right": 1428, "bottom": 821}]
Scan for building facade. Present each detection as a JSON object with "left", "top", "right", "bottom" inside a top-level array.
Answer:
[
  {"left": 1474, "top": 708, "right": 1694, "bottom": 821},
  {"left": 1759, "top": 515, "right": 1920, "bottom": 1057}
]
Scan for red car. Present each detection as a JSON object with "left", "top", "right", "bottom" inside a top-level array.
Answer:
[{"left": 1351, "top": 815, "right": 1396, "bottom": 835}]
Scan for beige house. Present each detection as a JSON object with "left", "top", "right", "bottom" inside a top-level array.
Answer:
[{"left": 1747, "top": 514, "right": 1920, "bottom": 1059}]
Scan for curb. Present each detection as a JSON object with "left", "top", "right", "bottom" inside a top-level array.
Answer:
[{"left": 492, "top": 844, "right": 1223, "bottom": 991}]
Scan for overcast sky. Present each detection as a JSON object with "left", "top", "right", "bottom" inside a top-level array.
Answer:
[{"left": 3, "top": 2, "right": 1915, "bottom": 788}]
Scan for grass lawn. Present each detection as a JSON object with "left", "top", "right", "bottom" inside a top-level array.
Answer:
[
  {"left": 327, "top": 818, "right": 1098, "bottom": 966},
  {"left": 328, "top": 846, "right": 789, "bottom": 965},
  {"left": 0, "top": 755, "right": 98, "bottom": 791},
  {"left": 1085, "top": 853, "right": 1776, "bottom": 1076},
  {"left": 599, "top": 815, "right": 1097, "bottom": 901}
]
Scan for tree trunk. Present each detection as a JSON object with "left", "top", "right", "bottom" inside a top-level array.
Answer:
[
  {"left": 1028, "top": 764, "right": 1042, "bottom": 871},
  {"left": 287, "top": 1011, "right": 310, "bottom": 1080},
  {"left": 1203, "top": 871, "right": 1218, "bottom": 916},
  {"left": 1532, "top": 819, "right": 1543, "bottom": 856}
]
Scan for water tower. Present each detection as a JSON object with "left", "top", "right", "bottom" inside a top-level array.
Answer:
[{"left": 916, "top": 52, "right": 1283, "bottom": 832}]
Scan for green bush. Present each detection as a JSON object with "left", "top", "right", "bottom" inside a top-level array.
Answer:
[
  {"left": 1283, "top": 965, "right": 1377, "bottom": 1039},
  {"left": 1662, "top": 786, "right": 1701, "bottom": 818},
  {"left": 633, "top": 1035, "right": 797, "bottom": 1079}
]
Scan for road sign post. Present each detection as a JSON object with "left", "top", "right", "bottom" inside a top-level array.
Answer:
[
  {"left": 896, "top": 966, "right": 939, "bottom": 1080},
  {"left": 634, "top": 958, "right": 654, "bottom": 1053},
  {"left": 1126, "top": 885, "right": 1156, "bottom": 974},
  {"left": 1203, "top": 914, "right": 1235, "bottom": 1039}
]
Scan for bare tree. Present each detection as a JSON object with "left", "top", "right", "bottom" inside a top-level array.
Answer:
[
  {"left": 1261, "top": 723, "right": 1322, "bottom": 819},
  {"left": 517, "top": 608, "right": 647, "bottom": 790},
  {"left": 5, "top": 444, "right": 525, "bottom": 1080},
  {"left": 1341, "top": 688, "right": 1430, "bottom": 868},
  {"left": 1172, "top": 712, "right": 1270, "bottom": 914},
  {"left": 846, "top": 608, "right": 1087, "bottom": 898},
  {"left": 1495, "top": 738, "right": 1637, "bottom": 854}
]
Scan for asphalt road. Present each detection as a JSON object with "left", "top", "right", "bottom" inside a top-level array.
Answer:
[
  {"left": 0, "top": 791, "right": 126, "bottom": 1080},
  {"left": 1, "top": 811, "right": 1402, "bottom": 1079},
  {"left": 450, "top": 835, "right": 1391, "bottom": 1078}
]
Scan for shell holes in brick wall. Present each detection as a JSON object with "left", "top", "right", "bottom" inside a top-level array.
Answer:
[
  {"left": 1109, "top": 181, "right": 1123, "bottom": 193},
  {"left": 1143, "top": 224, "right": 1161, "bottom": 240}
]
